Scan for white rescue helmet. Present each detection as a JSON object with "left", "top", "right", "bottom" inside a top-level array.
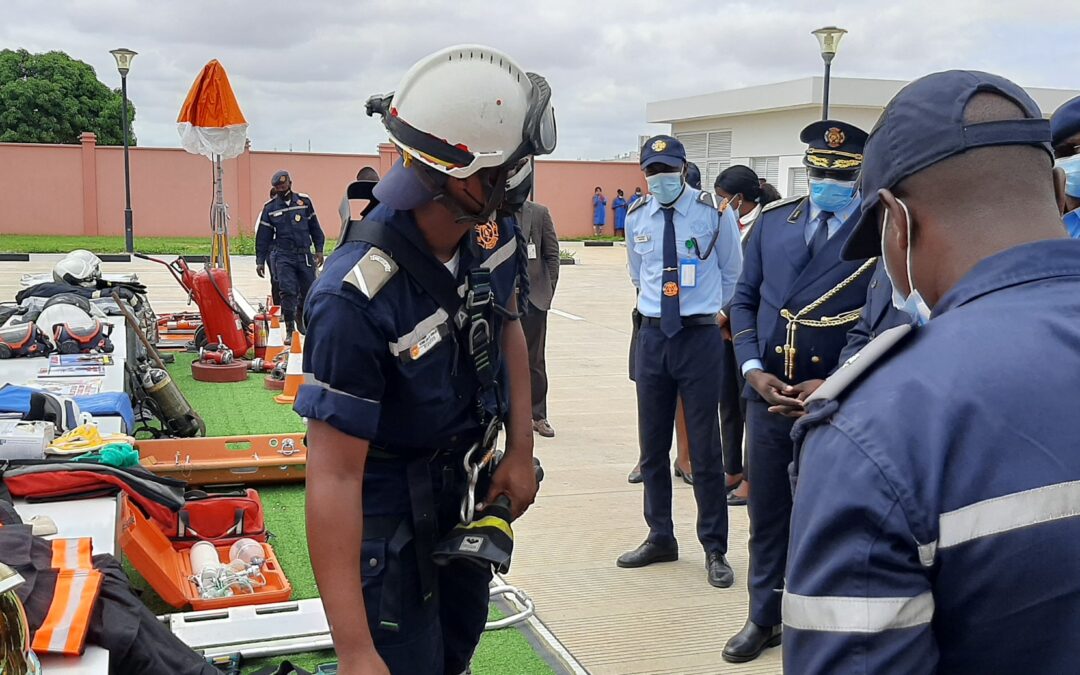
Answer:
[
  {"left": 367, "top": 45, "right": 556, "bottom": 179},
  {"left": 52, "top": 255, "right": 99, "bottom": 286},
  {"left": 68, "top": 249, "right": 102, "bottom": 273}
]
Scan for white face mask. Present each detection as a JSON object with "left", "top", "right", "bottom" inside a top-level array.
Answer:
[{"left": 880, "top": 198, "right": 932, "bottom": 325}]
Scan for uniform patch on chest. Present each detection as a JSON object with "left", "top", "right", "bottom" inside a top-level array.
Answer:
[{"left": 409, "top": 327, "right": 443, "bottom": 361}]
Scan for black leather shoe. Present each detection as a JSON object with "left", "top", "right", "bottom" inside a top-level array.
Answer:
[
  {"left": 726, "top": 477, "right": 743, "bottom": 494},
  {"left": 616, "top": 541, "right": 678, "bottom": 568},
  {"left": 627, "top": 464, "right": 643, "bottom": 484},
  {"left": 722, "top": 620, "right": 782, "bottom": 663},
  {"left": 673, "top": 461, "right": 694, "bottom": 485},
  {"left": 706, "top": 552, "right": 734, "bottom": 588}
]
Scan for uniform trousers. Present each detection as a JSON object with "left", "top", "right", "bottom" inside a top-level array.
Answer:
[
  {"left": 520, "top": 306, "right": 549, "bottom": 421},
  {"left": 270, "top": 250, "right": 316, "bottom": 330},
  {"left": 745, "top": 399, "right": 796, "bottom": 627},
  {"left": 634, "top": 324, "right": 728, "bottom": 554},
  {"left": 719, "top": 337, "right": 746, "bottom": 475},
  {"left": 361, "top": 454, "right": 492, "bottom": 674}
]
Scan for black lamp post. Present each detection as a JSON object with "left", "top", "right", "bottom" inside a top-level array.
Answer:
[
  {"left": 110, "top": 48, "right": 137, "bottom": 253},
  {"left": 811, "top": 27, "right": 847, "bottom": 120}
]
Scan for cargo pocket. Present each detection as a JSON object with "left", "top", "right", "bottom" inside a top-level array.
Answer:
[{"left": 359, "top": 537, "right": 389, "bottom": 633}]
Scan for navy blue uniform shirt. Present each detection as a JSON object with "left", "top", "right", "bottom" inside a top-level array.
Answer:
[
  {"left": 256, "top": 192, "right": 325, "bottom": 266},
  {"left": 785, "top": 239, "right": 1080, "bottom": 674},
  {"left": 293, "top": 205, "right": 520, "bottom": 448}
]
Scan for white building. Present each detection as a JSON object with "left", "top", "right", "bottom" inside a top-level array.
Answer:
[{"left": 647, "top": 76, "right": 1080, "bottom": 198}]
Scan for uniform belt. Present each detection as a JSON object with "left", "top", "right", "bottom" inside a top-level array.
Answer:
[
  {"left": 275, "top": 246, "right": 311, "bottom": 254},
  {"left": 367, "top": 442, "right": 475, "bottom": 462},
  {"left": 640, "top": 314, "right": 717, "bottom": 328}
]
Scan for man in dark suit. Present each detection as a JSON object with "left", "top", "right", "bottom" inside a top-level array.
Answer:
[
  {"left": 723, "top": 120, "right": 875, "bottom": 663},
  {"left": 506, "top": 161, "right": 560, "bottom": 437}
]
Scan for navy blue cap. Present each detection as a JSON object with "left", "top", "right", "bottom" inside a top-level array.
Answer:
[
  {"left": 801, "top": 120, "right": 868, "bottom": 172},
  {"left": 1051, "top": 95, "right": 1080, "bottom": 148},
  {"left": 640, "top": 135, "right": 686, "bottom": 169},
  {"left": 271, "top": 170, "right": 290, "bottom": 186},
  {"left": 842, "top": 70, "right": 1052, "bottom": 260},
  {"left": 372, "top": 159, "right": 437, "bottom": 211},
  {"left": 686, "top": 162, "right": 702, "bottom": 190}
]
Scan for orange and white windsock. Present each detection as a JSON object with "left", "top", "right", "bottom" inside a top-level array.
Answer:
[{"left": 177, "top": 59, "right": 248, "bottom": 159}]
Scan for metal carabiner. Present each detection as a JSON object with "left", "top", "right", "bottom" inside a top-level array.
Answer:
[{"left": 460, "top": 444, "right": 480, "bottom": 525}]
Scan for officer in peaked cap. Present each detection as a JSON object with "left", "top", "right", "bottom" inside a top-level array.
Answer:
[
  {"left": 723, "top": 119, "right": 874, "bottom": 663},
  {"left": 617, "top": 135, "right": 743, "bottom": 589}
]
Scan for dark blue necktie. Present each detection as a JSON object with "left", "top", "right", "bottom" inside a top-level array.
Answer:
[
  {"left": 660, "top": 207, "right": 682, "bottom": 337},
  {"left": 809, "top": 212, "right": 832, "bottom": 257}
]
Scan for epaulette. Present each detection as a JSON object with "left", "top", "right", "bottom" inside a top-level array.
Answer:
[
  {"left": 696, "top": 191, "right": 719, "bottom": 209},
  {"left": 804, "top": 324, "right": 914, "bottom": 404},
  {"left": 343, "top": 246, "right": 398, "bottom": 299},
  {"left": 761, "top": 194, "right": 804, "bottom": 213},
  {"left": 626, "top": 194, "right": 651, "bottom": 216},
  {"left": 297, "top": 192, "right": 311, "bottom": 199}
]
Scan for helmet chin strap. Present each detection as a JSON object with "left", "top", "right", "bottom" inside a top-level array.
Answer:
[{"left": 415, "top": 164, "right": 511, "bottom": 226}]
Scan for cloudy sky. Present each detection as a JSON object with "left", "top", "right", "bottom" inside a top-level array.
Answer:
[{"left": 4, "top": 0, "right": 1079, "bottom": 159}]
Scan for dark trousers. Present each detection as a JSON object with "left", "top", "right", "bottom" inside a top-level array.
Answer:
[
  {"left": 719, "top": 338, "right": 746, "bottom": 475},
  {"left": 521, "top": 307, "right": 549, "bottom": 420},
  {"left": 745, "top": 399, "right": 796, "bottom": 627},
  {"left": 361, "top": 456, "right": 492, "bottom": 674},
  {"left": 270, "top": 250, "right": 316, "bottom": 329},
  {"left": 635, "top": 324, "right": 728, "bottom": 554}
]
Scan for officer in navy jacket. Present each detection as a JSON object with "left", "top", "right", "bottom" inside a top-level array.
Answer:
[
  {"left": 724, "top": 119, "right": 874, "bottom": 663},
  {"left": 835, "top": 260, "right": 911, "bottom": 367},
  {"left": 786, "top": 70, "right": 1080, "bottom": 674}
]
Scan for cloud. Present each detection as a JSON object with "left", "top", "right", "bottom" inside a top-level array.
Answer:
[{"left": 1, "top": 0, "right": 1077, "bottom": 158}]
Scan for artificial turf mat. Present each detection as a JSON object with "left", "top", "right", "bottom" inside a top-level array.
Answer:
[{"left": 120, "top": 352, "right": 554, "bottom": 674}]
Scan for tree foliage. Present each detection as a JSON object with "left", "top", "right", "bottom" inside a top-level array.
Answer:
[{"left": 0, "top": 49, "right": 136, "bottom": 145}]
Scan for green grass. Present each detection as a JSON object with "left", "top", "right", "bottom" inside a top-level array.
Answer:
[
  {"left": 0, "top": 234, "right": 338, "bottom": 256},
  {"left": 124, "top": 352, "right": 553, "bottom": 674}
]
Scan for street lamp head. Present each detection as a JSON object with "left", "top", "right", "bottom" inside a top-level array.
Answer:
[
  {"left": 110, "top": 48, "right": 137, "bottom": 76},
  {"left": 812, "top": 26, "right": 847, "bottom": 63}
]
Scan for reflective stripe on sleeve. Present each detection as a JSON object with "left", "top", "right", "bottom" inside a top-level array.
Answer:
[
  {"left": 919, "top": 479, "right": 1080, "bottom": 566},
  {"left": 782, "top": 591, "right": 935, "bottom": 633},
  {"left": 301, "top": 373, "right": 378, "bottom": 404},
  {"left": 31, "top": 569, "right": 102, "bottom": 655},
  {"left": 50, "top": 538, "right": 93, "bottom": 570}
]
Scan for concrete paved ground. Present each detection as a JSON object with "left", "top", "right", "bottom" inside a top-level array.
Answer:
[{"left": 0, "top": 245, "right": 780, "bottom": 674}]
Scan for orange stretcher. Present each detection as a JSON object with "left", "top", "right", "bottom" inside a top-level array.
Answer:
[
  {"left": 137, "top": 434, "right": 306, "bottom": 486},
  {"left": 119, "top": 493, "right": 291, "bottom": 610}
]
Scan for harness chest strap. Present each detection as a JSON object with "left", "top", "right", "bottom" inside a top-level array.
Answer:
[{"left": 780, "top": 257, "right": 877, "bottom": 380}]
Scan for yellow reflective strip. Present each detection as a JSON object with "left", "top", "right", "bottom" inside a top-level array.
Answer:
[{"left": 464, "top": 515, "right": 513, "bottom": 539}]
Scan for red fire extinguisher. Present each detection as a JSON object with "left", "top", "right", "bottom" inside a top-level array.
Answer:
[{"left": 253, "top": 307, "right": 270, "bottom": 360}]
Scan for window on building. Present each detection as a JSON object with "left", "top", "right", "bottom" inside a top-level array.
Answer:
[
  {"left": 749, "top": 156, "right": 780, "bottom": 186},
  {"left": 675, "top": 130, "right": 731, "bottom": 189},
  {"left": 789, "top": 166, "right": 809, "bottom": 198}
]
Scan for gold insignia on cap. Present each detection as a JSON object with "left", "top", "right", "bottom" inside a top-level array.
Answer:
[
  {"left": 651, "top": 139, "right": 668, "bottom": 152},
  {"left": 825, "top": 127, "right": 845, "bottom": 148}
]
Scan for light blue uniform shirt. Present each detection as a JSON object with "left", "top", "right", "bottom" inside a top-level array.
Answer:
[
  {"left": 626, "top": 186, "right": 742, "bottom": 318},
  {"left": 741, "top": 192, "right": 863, "bottom": 377}
]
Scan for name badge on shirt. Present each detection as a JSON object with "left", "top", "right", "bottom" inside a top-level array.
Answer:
[
  {"left": 527, "top": 243, "right": 538, "bottom": 259},
  {"left": 633, "top": 234, "right": 650, "bottom": 244},
  {"left": 408, "top": 327, "right": 443, "bottom": 361},
  {"left": 680, "top": 259, "right": 698, "bottom": 288}
]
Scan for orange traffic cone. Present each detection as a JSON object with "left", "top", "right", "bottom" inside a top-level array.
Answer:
[
  {"left": 274, "top": 333, "right": 303, "bottom": 405},
  {"left": 264, "top": 307, "right": 285, "bottom": 363}
]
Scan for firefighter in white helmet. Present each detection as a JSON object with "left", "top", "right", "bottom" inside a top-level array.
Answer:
[{"left": 295, "top": 45, "right": 555, "bottom": 674}]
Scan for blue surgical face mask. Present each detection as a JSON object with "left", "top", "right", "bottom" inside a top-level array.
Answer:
[
  {"left": 880, "top": 198, "right": 931, "bottom": 325},
  {"left": 1056, "top": 155, "right": 1080, "bottom": 199},
  {"left": 646, "top": 171, "right": 685, "bottom": 205},
  {"left": 809, "top": 177, "right": 857, "bottom": 212}
]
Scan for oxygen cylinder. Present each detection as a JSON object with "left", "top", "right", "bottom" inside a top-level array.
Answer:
[{"left": 142, "top": 367, "right": 205, "bottom": 437}]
